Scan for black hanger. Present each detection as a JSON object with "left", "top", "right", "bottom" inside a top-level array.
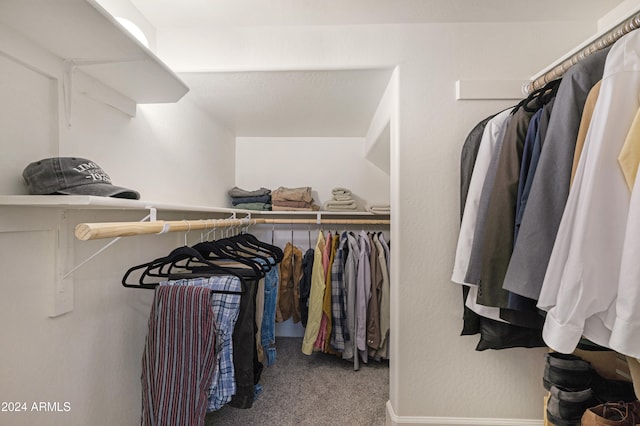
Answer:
[
  {"left": 228, "top": 233, "right": 284, "bottom": 263},
  {"left": 513, "top": 78, "right": 562, "bottom": 115},
  {"left": 191, "top": 239, "right": 267, "bottom": 278},
  {"left": 121, "top": 245, "right": 246, "bottom": 293}
]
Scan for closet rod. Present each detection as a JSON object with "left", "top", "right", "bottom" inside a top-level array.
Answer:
[
  {"left": 526, "top": 11, "right": 640, "bottom": 93},
  {"left": 74, "top": 217, "right": 391, "bottom": 241}
]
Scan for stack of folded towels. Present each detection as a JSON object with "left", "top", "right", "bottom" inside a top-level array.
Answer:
[
  {"left": 228, "top": 186, "right": 272, "bottom": 211},
  {"left": 324, "top": 187, "right": 358, "bottom": 211},
  {"left": 271, "top": 186, "right": 319, "bottom": 211},
  {"left": 366, "top": 202, "right": 391, "bottom": 214}
]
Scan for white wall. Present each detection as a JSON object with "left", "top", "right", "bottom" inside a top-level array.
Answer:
[
  {"left": 0, "top": 11, "right": 606, "bottom": 426},
  {"left": 156, "top": 21, "right": 598, "bottom": 422},
  {"left": 235, "top": 137, "right": 390, "bottom": 209},
  {"left": 0, "top": 23, "right": 235, "bottom": 425}
]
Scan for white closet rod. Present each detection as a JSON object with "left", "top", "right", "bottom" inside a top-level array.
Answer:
[
  {"left": 74, "top": 217, "right": 391, "bottom": 241},
  {"left": 526, "top": 11, "right": 640, "bottom": 93}
]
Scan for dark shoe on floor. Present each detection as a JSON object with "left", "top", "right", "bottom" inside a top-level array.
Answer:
[
  {"left": 545, "top": 352, "right": 592, "bottom": 391},
  {"left": 547, "top": 386, "right": 598, "bottom": 426},
  {"left": 591, "top": 375, "right": 637, "bottom": 404}
]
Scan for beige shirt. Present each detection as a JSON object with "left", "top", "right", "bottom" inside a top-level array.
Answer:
[
  {"left": 571, "top": 80, "right": 601, "bottom": 187},
  {"left": 302, "top": 231, "right": 326, "bottom": 355},
  {"left": 618, "top": 105, "right": 640, "bottom": 191}
]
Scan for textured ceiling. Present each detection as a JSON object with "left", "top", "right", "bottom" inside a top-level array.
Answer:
[{"left": 131, "top": 0, "right": 623, "bottom": 27}]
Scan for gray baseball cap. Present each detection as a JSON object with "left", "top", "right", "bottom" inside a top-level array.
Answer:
[{"left": 22, "top": 157, "right": 140, "bottom": 199}]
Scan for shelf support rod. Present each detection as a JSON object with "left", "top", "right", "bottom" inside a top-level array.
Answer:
[{"left": 62, "top": 208, "right": 156, "bottom": 279}]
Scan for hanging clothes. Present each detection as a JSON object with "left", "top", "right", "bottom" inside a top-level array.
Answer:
[
  {"left": 315, "top": 231, "right": 337, "bottom": 352},
  {"left": 342, "top": 232, "right": 360, "bottom": 361},
  {"left": 356, "top": 231, "right": 372, "bottom": 363},
  {"left": 302, "top": 231, "right": 326, "bottom": 355},
  {"left": 141, "top": 285, "right": 217, "bottom": 426},
  {"left": 299, "top": 248, "right": 315, "bottom": 328},
  {"left": 161, "top": 276, "right": 242, "bottom": 412},
  {"left": 454, "top": 108, "right": 513, "bottom": 322},
  {"left": 374, "top": 233, "right": 391, "bottom": 360},
  {"left": 457, "top": 113, "right": 498, "bottom": 336},
  {"left": 539, "top": 30, "right": 640, "bottom": 354},
  {"left": 330, "top": 232, "right": 349, "bottom": 352},
  {"left": 570, "top": 80, "right": 602, "bottom": 187},
  {"left": 277, "top": 242, "right": 303, "bottom": 323},
  {"left": 367, "top": 232, "right": 382, "bottom": 356},
  {"left": 502, "top": 46, "right": 610, "bottom": 302}
]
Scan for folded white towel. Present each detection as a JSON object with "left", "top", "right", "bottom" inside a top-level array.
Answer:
[
  {"left": 332, "top": 187, "right": 352, "bottom": 197},
  {"left": 366, "top": 203, "right": 390, "bottom": 214},
  {"left": 325, "top": 199, "right": 357, "bottom": 211}
]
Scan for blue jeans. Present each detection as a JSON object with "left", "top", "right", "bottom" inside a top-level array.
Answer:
[{"left": 260, "top": 261, "right": 279, "bottom": 367}]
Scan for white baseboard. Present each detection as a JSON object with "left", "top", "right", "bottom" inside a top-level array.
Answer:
[{"left": 386, "top": 401, "right": 544, "bottom": 426}]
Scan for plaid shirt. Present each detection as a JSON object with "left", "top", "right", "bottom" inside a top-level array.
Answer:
[
  {"left": 160, "top": 275, "right": 242, "bottom": 411},
  {"left": 330, "top": 232, "right": 349, "bottom": 351}
]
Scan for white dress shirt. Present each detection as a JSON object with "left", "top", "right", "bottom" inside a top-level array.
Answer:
[
  {"left": 539, "top": 30, "right": 640, "bottom": 353},
  {"left": 610, "top": 105, "right": 640, "bottom": 358}
]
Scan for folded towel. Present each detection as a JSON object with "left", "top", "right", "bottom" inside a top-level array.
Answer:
[
  {"left": 332, "top": 194, "right": 353, "bottom": 201},
  {"left": 366, "top": 203, "right": 391, "bottom": 214},
  {"left": 271, "top": 199, "right": 313, "bottom": 209},
  {"left": 271, "top": 186, "right": 314, "bottom": 203},
  {"left": 326, "top": 205, "right": 358, "bottom": 211},
  {"left": 233, "top": 202, "right": 272, "bottom": 211},
  {"left": 332, "top": 187, "right": 352, "bottom": 197},
  {"left": 272, "top": 204, "right": 320, "bottom": 211},
  {"left": 324, "top": 199, "right": 357, "bottom": 211},
  {"left": 231, "top": 194, "right": 271, "bottom": 206},
  {"left": 228, "top": 186, "right": 271, "bottom": 198}
]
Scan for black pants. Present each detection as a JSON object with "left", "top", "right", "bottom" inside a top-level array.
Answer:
[{"left": 229, "top": 279, "right": 261, "bottom": 409}]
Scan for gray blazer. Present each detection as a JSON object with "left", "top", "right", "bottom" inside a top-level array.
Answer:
[{"left": 502, "top": 47, "right": 611, "bottom": 300}]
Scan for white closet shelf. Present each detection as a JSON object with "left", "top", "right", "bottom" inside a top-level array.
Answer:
[
  {"left": 0, "top": 0, "right": 188, "bottom": 104},
  {"left": 0, "top": 195, "right": 238, "bottom": 214},
  {"left": 0, "top": 195, "right": 390, "bottom": 218},
  {"left": 237, "top": 210, "right": 387, "bottom": 217}
]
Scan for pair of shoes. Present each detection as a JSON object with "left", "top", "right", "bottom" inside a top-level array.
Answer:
[
  {"left": 544, "top": 352, "right": 637, "bottom": 402},
  {"left": 581, "top": 400, "right": 640, "bottom": 425},
  {"left": 544, "top": 353, "right": 638, "bottom": 425}
]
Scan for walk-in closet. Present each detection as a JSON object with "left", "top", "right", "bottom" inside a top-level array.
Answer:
[{"left": 0, "top": 1, "right": 638, "bottom": 425}]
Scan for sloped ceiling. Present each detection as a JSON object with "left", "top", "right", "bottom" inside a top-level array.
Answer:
[
  {"left": 180, "top": 68, "right": 394, "bottom": 137},
  {"left": 128, "top": 0, "right": 623, "bottom": 137}
]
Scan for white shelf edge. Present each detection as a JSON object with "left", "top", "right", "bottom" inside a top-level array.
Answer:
[
  {"left": 0, "top": 195, "right": 391, "bottom": 217},
  {"left": 0, "top": 0, "right": 189, "bottom": 106},
  {"left": 236, "top": 209, "right": 389, "bottom": 217},
  {"left": 0, "top": 195, "right": 237, "bottom": 214}
]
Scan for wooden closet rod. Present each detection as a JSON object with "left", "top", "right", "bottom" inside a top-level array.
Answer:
[
  {"left": 74, "top": 217, "right": 391, "bottom": 241},
  {"left": 526, "top": 11, "right": 640, "bottom": 93}
]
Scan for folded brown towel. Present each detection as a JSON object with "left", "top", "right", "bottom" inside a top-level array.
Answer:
[{"left": 271, "top": 186, "right": 314, "bottom": 203}]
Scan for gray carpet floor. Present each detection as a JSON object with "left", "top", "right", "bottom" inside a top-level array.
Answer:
[{"left": 205, "top": 337, "right": 389, "bottom": 425}]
